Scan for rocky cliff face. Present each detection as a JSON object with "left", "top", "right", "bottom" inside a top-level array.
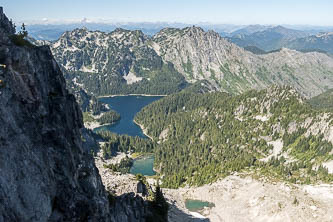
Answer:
[
  {"left": 153, "top": 26, "right": 333, "bottom": 98},
  {"left": 0, "top": 8, "right": 158, "bottom": 222},
  {"left": 0, "top": 7, "right": 15, "bottom": 34},
  {"left": 0, "top": 8, "right": 110, "bottom": 221}
]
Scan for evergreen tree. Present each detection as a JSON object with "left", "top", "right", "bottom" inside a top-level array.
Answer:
[{"left": 151, "top": 183, "right": 169, "bottom": 220}]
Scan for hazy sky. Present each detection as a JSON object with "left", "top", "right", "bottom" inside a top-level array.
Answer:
[{"left": 2, "top": 0, "right": 333, "bottom": 25}]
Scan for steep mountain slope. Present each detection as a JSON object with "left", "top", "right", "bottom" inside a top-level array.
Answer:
[
  {"left": 153, "top": 26, "right": 333, "bottom": 98},
  {"left": 50, "top": 28, "right": 187, "bottom": 96},
  {"left": 0, "top": 8, "right": 166, "bottom": 222},
  {"left": 135, "top": 86, "right": 333, "bottom": 188},
  {"left": 228, "top": 25, "right": 311, "bottom": 51},
  {"left": 48, "top": 26, "right": 333, "bottom": 98},
  {"left": 287, "top": 32, "right": 333, "bottom": 54},
  {"left": 308, "top": 88, "right": 333, "bottom": 111}
]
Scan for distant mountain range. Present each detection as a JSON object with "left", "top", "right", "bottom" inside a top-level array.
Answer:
[
  {"left": 36, "top": 26, "right": 333, "bottom": 99},
  {"left": 231, "top": 25, "right": 274, "bottom": 36},
  {"left": 26, "top": 22, "right": 333, "bottom": 41},
  {"left": 26, "top": 22, "right": 243, "bottom": 40},
  {"left": 286, "top": 32, "right": 333, "bottom": 54},
  {"left": 228, "top": 25, "right": 333, "bottom": 54},
  {"left": 228, "top": 26, "right": 313, "bottom": 51}
]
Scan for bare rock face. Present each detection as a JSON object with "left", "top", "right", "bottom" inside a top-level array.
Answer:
[
  {"left": 0, "top": 8, "right": 160, "bottom": 222},
  {"left": 152, "top": 26, "right": 333, "bottom": 98},
  {"left": 0, "top": 9, "right": 110, "bottom": 221},
  {"left": 0, "top": 7, "right": 15, "bottom": 35}
]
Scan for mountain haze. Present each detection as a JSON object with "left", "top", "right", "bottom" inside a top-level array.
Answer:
[
  {"left": 228, "top": 25, "right": 311, "bottom": 51},
  {"left": 287, "top": 32, "right": 333, "bottom": 54}
]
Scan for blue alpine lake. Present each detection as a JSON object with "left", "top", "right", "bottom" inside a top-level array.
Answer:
[
  {"left": 95, "top": 95, "right": 162, "bottom": 176},
  {"left": 94, "top": 95, "right": 163, "bottom": 137}
]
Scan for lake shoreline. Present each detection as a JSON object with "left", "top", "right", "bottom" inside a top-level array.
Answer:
[
  {"left": 133, "top": 119, "right": 154, "bottom": 141},
  {"left": 98, "top": 93, "right": 167, "bottom": 98}
]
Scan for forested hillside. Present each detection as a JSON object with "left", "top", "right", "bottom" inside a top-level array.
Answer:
[
  {"left": 308, "top": 88, "right": 333, "bottom": 111},
  {"left": 135, "top": 86, "right": 333, "bottom": 188}
]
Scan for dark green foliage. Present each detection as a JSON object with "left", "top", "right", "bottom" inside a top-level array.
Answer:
[
  {"left": 10, "top": 23, "right": 34, "bottom": 47},
  {"left": 244, "top": 45, "right": 268, "bottom": 55},
  {"left": 98, "top": 131, "right": 156, "bottom": 159},
  {"left": 107, "top": 191, "right": 116, "bottom": 206},
  {"left": 135, "top": 86, "right": 333, "bottom": 188},
  {"left": 54, "top": 28, "right": 189, "bottom": 97},
  {"left": 104, "top": 156, "right": 133, "bottom": 174},
  {"left": 98, "top": 110, "right": 121, "bottom": 125},
  {"left": 146, "top": 184, "right": 168, "bottom": 222},
  {"left": 307, "top": 88, "right": 333, "bottom": 111},
  {"left": 65, "top": 62, "right": 188, "bottom": 96},
  {"left": 152, "top": 185, "right": 169, "bottom": 217},
  {"left": 135, "top": 173, "right": 144, "bottom": 181}
]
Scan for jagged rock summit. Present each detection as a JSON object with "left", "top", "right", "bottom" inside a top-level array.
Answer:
[{"left": 0, "top": 7, "right": 15, "bottom": 35}]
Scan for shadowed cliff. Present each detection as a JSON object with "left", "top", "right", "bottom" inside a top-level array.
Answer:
[{"left": 0, "top": 7, "right": 166, "bottom": 222}]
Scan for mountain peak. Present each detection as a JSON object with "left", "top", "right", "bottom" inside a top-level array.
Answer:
[
  {"left": 0, "top": 7, "right": 15, "bottom": 35},
  {"left": 183, "top": 25, "right": 205, "bottom": 33},
  {"left": 272, "top": 25, "right": 287, "bottom": 30}
]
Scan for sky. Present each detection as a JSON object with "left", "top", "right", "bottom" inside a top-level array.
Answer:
[{"left": 2, "top": 0, "right": 333, "bottom": 25}]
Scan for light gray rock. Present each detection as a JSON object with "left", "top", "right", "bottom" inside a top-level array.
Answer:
[{"left": 153, "top": 26, "right": 333, "bottom": 98}]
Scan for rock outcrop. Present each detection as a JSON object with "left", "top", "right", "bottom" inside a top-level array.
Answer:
[
  {"left": 0, "top": 8, "right": 110, "bottom": 221},
  {"left": 0, "top": 8, "right": 161, "bottom": 222},
  {"left": 0, "top": 7, "right": 15, "bottom": 35}
]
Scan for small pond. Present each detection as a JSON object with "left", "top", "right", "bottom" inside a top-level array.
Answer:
[
  {"left": 185, "top": 199, "right": 215, "bottom": 212},
  {"left": 130, "top": 155, "right": 156, "bottom": 176}
]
